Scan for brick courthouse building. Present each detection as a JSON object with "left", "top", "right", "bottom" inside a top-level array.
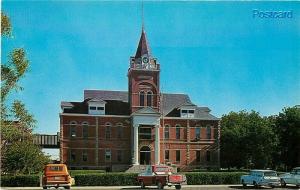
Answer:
[{"left": 60, "top": 28, "right": 220, "bottom": 171}]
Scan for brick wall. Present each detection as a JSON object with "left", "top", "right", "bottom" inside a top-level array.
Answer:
[{"left": 60, "top": 115, "right": 220, "bottom": 171}]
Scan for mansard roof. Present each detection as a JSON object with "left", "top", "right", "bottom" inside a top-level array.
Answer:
[{"left": 62, "top": 90, "right": 219, "bottom": 120}]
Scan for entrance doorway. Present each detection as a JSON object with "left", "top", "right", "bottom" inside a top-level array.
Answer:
[{"left": 140, "top": 146, "right": 151, "bottom": 165}]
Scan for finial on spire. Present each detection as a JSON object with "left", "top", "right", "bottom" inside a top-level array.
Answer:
[{"left": 142, "top": 1, "right": 144, "bottom": 31}]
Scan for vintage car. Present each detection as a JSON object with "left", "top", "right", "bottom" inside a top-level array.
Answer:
[
  {"left": 42, "top": 164, "right": 75, "bottom": 189},
  {"left": 240, "top": 169, "right": 281, "bottom": 188},
  {"left": 137, "top": 165, "right": 186, "bottom": 189},
  {"left": 280, "top": 167, "right": 300, "bottom": 187}
]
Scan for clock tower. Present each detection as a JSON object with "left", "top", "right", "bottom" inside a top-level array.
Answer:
[{"left": 128, "top": 28, "right": 160, "bottom": 113}]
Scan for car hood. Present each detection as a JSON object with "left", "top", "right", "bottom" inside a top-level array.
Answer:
[{"left": 279, "top": 173, "right": 290, "bottom": 177}]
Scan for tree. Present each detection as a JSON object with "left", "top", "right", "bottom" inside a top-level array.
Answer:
[
  {"left": 1, "top": 12, "right": 50, "bottom": 174},
  {"left": 275, "top": 106, "right": 300, "bottom": 170},
  {"left": 220, "top": 110, "right": 279, "bottom": 169},
  {"left": 2, "top": 141, "right": 49, "bottom": 175}
]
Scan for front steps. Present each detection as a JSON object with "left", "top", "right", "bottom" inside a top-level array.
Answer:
[{"left": 125, "top": 165, "right": 147, "bottom": 173}]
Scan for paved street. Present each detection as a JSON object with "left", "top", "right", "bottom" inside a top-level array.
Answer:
[{"left": 2, "top": 185, "right": 300, "bottom": 190}]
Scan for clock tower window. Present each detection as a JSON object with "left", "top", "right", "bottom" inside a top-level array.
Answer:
[
  {"left": 139, "top": 91, "right": 145, "bottom": 106},
  {"left": 146, "top": 91, "right": 152, "bottom": 107}
]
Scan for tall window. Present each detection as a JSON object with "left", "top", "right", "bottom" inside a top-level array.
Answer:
[
  {"left": 176, "top": 150, "right": 181, "bottom": 162},
  {"left": 146, "top": 91, "right": 152, "bottom": 107},
  {"left": 176, "top": 125, "right": 181, "bottom": 139},
  {"left": 82, "top": 150, "right": 88, "bottom": 162},
  {"left": 206, "top": 151, "right": 211, "bottom": 162},
  {"left": 82, "top": 122, "right": 88, "bottom": 138},
  {"left": 164, "top": 125, "right": 170, "bottom": 139},
  {"left": 139, "top": 127, "right": 152, "bottom": 139},
  {"left": 70, "top": 121, "right": 77, "bottom": 138},
  {"left": 196, "top": 127, "right": 201, "bottom": 139},
  {"left": 105, "top": 123, "right": 111, "bottom": 139},
  {"left": 196, "top": 150, "right": 201, "bottom": 162},
  {"left": 165, "top": 150, "right": 169, "bottom": 161},
  {"left": 117, "top": 150, "right": 122, "bottom": 162},
  {"left": 117, "top": 123, "right": 123, "bottom": 139},
  {"left": 70, "top": 150, "right": 76, "bottom": 162},
  {"left": 105, "top": 149, "right": 111, "bottom": 162},
  {"left": 206, "top": 126, "right": 211, "bottom": 139},
  {"left": 139, "top": 91, "right": 145, "bottom": 106}
]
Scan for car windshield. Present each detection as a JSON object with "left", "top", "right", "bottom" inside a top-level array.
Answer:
[
  {"left": 264, "top": 172, "right": 277, "bottom": 177},
  {"left": 49, "top": 166, "right": 63, "bottom": 171},
  {"left": 155, "top": 167, "right": 168, "bottom": 172}
]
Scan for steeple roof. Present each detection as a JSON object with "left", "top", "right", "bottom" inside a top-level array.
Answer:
[{"left": 135, "top": 28, "right": 151, "bottom": 58}]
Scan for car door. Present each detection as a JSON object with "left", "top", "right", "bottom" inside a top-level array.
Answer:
[
  {"left": 289, "top": 169, "right": 296, "bottom": 184},
  {"left": 143, "top": 166, "right": 153, "bottom": 185}
]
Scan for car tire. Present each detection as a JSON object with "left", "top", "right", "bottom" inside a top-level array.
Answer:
[
  {"left": 175, "top": 185, "right": 181, "bottom": 189},
  {"left": 157, "top": 181, "right": 164, "bottom": 189},
  {"left": 64, "top": 186, "right": 70, "bottom": 189},
  {"left": 242, "top": 180, "right": 246, "bottom": 188},
  {"left": 42, "top": 187, "right": 47, "bottom": 189},
  {"left": 280, "top": 179, "right": 286, "bottom": 187},
  {"left": 253, "top": 181, "right": 258, "bottom": 188},
  {"left": 140, "top": 181, "right": 145, "bottom": 189}
]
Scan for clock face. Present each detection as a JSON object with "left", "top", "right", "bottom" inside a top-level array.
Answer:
[{"left": 142, "top": 57, "right": 149, "bottom": 64}]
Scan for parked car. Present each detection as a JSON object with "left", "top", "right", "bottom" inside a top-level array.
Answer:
[
  {"left": 137, "top": 165, "right": 186, "bottom": 189},
  {"left": 280, "top": 167, "right": 300, "bottom": 187},
  {"left": 42, "top": 164, "right": 75, "bottom": 189},
  {"left": 240, "top": 169, "right": 281, "bottom": 188}
]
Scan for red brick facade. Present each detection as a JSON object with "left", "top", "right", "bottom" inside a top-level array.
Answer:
[{"left": 60, "top": 28, "right": 220, "bottom": 171}]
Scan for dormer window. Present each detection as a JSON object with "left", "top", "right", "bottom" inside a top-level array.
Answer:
[
  {"left": 181, "top": 109, "right": 195, "bottom": 118},
  {"left": 90, "top": 106, "right": 96, "bottom": 110},
  {"left": 88, "top": 98, "right": 106, "bottom": 115},
  {"left": 97, "top": 107, "right": 104, "bottom": 111}
]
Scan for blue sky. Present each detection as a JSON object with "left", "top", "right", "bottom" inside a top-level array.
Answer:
[{"left": 2, "top": 1, "right": 300, "bottom": 134}]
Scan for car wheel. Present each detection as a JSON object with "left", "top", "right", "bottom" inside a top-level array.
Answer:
[
  {"left": 64, "top": 186, "right": 70, "bottom": 189},
  {"left": 42, "top": 187, "right": 47, "bottom": 189},
  {"left": 253, "top": 181, "right": 258, "bottom": 188},
  {"left": 175, "top": 185, "right": 181, "bottom": 189},
  {"left": 140, "top": 181, "right": 145, "bottom": 189},
  {"left": 157, "top": 181, "right": 164, "bottom": 189},
  {"left": 242, "top": 180, "right": 247, "bottom": 188},
  {"left": 280, "top": 179, "right": 286, "bottom": 187}
]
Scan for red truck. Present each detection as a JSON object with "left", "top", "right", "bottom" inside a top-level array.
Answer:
[{"left": 137, "top": 165, "right": 186, "bottom": 189}]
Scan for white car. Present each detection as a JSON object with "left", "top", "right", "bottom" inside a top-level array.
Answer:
[
  {"left": 280, "top": 167, "right": 300, "bottom": 187},
  {"left": 240, "top": 170, "right": 281, "bottom": 188}
]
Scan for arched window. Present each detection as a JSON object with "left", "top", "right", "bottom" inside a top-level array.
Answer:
[
  {"left": 70, "top": 121, "right": 77, "bottom": 138},
  {"left": 206, "top": 126, "right": 211, "bottom": 139},
  {"left": 116, "top": 123, "right": 123, "bottom": 138},
  {"left": 146, "top": 91, "right": 152, "bottom": 107},
  {"left": 139, "top": 91, "right": 145, "bottom": 106},
  {"left": 105, "top": 123, "right": 111, "bottom": 139},
  {"left": 164, "top": 124, "right": 170, "bottom": 139},
  {"left": 195, "top": 126, "right": 201, "bottom": 140},
  {"left": 176, "top": 124, "right": 181, "bottom": 139},
  {"left": 82, "top": 122, "right": 88, "bottom": 138}
]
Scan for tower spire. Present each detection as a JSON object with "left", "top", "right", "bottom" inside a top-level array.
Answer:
[{"left": 135, "top": 1, "right": 150, "bottom": 58}]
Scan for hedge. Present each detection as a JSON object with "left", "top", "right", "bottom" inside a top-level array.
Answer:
[
  {"left": 185, "top": 172, "right": 247, "bottom": 185},
  {"left": 69, "top": 170, "right": 105, "bottom": 176},
  {"left": 1, "top": 172, "right": 247, "bottom": 187},
  {"left": 0, "top": 175, "right": 40, "bottom": 187},
  {"left": 74, "top": 173, "right": 139, "bottom": 186}
]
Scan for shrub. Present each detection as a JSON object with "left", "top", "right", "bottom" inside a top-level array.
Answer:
[
  {"left": 74, "top": 173, "right": 139, "bottom": 186},
  {"left": 0, "top": 175, "right": 40, "bottom": 187},
  {"left": 69, "top": 170, "right": 105, "bottom": 176},
  {"left": 185, "top": 172, "right": 247, "bottom": 185}
]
